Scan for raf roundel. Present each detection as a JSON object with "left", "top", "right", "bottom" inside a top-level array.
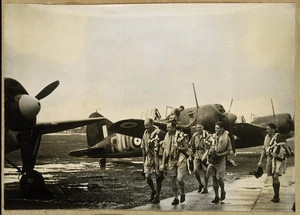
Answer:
[
  {"left": 120, "top": 122, "right": 139, "bottom": 128},
  {"left": 133, "top": 138, "right": 142, "bottom": 147}
]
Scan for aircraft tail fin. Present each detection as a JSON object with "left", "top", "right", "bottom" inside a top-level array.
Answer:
[{"left": 86, "top": 112, "right": 113, "bottom": 148}]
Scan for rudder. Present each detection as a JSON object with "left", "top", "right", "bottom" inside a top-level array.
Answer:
[{"left": 86, "top": 112, "right": 113, "bottom": 148}]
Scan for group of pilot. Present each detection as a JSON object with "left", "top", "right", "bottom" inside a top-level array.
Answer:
[{"left": 141, "top": 116, "right": 288, "bottom": 206}]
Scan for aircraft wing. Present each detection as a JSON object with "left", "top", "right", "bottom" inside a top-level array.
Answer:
[
  {"left": 34, "top": 117, "right": 105, "bottom": 135},
  {"left": 109, "top": 119, "right": 146, "bottom": 138},
  {"left": 231, "top": 123, "right": 265, "bottom": 139},
  {"left": 109, "top": 119, "right": 169, "bottom": 138}
]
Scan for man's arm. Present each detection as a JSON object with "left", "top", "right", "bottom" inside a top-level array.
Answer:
[
  {"left": 189, "top": 135, "right": 195, "bottom": 154},
  {"left": 258, "top": 148, "right": 265, "bottom": 166},
  {"left": 141, "top": 140, "right": 146, "bottom": 163},
  {"left": 216, "top": 136, "right": 232, "bottom": 157}
]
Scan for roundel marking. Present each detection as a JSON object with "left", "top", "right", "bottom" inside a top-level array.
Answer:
[
  {"left": 120, "top": 122, "right": 139, "bottom": 128},
  {"left": 133, "top": 138, "right": 142, "bottom": 147}
]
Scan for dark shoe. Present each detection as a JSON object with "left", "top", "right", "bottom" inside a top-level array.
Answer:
[
  {"left": 171, "top": 198, "right": 179, "bottom": 205},
  {"left": 198, "top": 184, "right": 204, "bottom": 193},
  {"left": 220, "top": 191, "right": 226, "bottom": 201},
  {"left": 152, "top": 195, "right": 160, "bottom": 204},
  {"left": 271, "top": 195, "right": 276, "bottom": 202},
  {"left": 150, "top": 190, "right": 156, "bottom": 201},
  {"left": 201, "top": 188, "right": 208, "bottom": 194},
  {"left": 273, "top": 196, "right": 280, "bottom": 203},
  {"left": 180, "top": 194, "right": 185, "bottom": 203},
  {"left": 212, "top": 196, "right": 220, "bottom": 204}
]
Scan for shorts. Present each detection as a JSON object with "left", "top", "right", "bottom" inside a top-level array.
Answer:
[
  {"left": 144, "top": 163, "right": 155, "bottom": 175},
  {"left": 168, "top": 159, "right": 187, "bottom": 181},
  {"left": 206, "top": 156, "right": 226, "bottom": 180},
  {"left": 194, "top": 157, "right": 207, "bottom": 172},
  {"left": 144, "top": 157, "right": 162, "bottom": 176},
  {"left": 266, "top": 155, "right": 284, "bottom": 176}
]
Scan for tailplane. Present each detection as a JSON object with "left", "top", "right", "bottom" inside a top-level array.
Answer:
[{"left": 86, "top": 112, "right": 113, "bottom": 148}]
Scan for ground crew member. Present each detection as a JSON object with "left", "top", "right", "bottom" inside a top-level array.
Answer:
[
  {"left": 141, "top": 118, "right": 164, "bottom": 204},
  {"left": 160, "top": 122, "right": 189, "bottom": 205},
  {"left": 258, "top": 123, "right": 287, "bottom": 203},
  {"left": 189, "top": 123, "right": 210, "bottom": 194},
  {"left": 207, "top": 121, "right": 232, "bottom": 204},
  {"left": 165, "top": 105, "right": 185, "bottom": 123}
]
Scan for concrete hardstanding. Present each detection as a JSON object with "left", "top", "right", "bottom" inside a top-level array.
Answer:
[{"left": 132, "top": 166, "right": 295, "bottom": 212}]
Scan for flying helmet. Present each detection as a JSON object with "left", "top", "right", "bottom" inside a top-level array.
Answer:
[{"left": 254, "top": 166, "right": 264, "bottom": 178}]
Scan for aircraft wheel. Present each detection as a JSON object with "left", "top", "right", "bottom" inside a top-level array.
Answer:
[
  {"left": 20, "top": 170, "right": 46, "bottom": 198},
  {"left": 100, "top": 158, "right": 106, "bottom": 167}
]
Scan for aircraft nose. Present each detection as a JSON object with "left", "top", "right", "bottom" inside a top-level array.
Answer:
[
  {"left": 225, "top": 112, "right": 237, "bottom": 125},
  {"left": 19, "top": 95, "right": 41, "bottom": 120}
]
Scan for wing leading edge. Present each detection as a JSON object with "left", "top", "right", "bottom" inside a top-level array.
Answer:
[{"left": 34, "top": 117, "right": 106, "bottom": 135}]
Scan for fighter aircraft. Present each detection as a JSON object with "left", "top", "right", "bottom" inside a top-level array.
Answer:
[
  {"left": 4, "top": 78, "right": 105, "bottom": 197},
  {"left": 107, "top": 85, "right": 238, "bottom": 151},
  {"left": 69, "top": 103, "right": 238, "bottom": 165},
  {"left": 69, "top": 110, "right": 166, "bottom": 166},
  {"left": 232, "top": 112, "right": 294, "bottom": 148},
  {"left": 69, "top": 94, "right": 294, "bottom": 164}
]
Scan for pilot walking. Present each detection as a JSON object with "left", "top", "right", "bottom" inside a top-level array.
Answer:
[
  {"left": 206, "top": 121, "right": 232, "bottom": 204},
  {"left": 189, "top": 123, "right": 211, "bottom": 194},
  {"left": 160, "top": 122, "right": 189, "bottom": 205},
  {"left": 258, "top": 123, "right": 287, "bottom": 203},
  {"left": 141, "top": 118, "right": 164, "bottom": 204}
]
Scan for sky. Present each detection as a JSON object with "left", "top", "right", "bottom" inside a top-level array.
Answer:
[{"left": 3, "top": 3, "right": 295, "bottom": 123}]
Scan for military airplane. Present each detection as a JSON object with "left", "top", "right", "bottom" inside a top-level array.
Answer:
[
  {"left": 69, "top": 110, "right": 166, "bottom": 166},
  {"left": 231, "top": 100, "right": 294, "bottom": 148},
  {"left": 4, "top": 78, "right": 105, "bottom": 197},
  {"left": 69, "top": 103, "right": 238, "bottom": 165},
  {"left": 69, "top": 92, "right": 293, "bottom": 165}
]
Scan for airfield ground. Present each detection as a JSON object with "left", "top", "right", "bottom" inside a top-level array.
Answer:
[{"left": 3, "top": 134, "right": 295, "bottom": 211}]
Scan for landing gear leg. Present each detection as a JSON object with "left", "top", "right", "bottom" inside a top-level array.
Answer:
[{"left": 100, "top": 158, "right": 106, "bottom": 167}]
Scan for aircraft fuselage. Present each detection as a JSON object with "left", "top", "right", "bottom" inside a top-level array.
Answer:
[
  {"left": 179, "top": 104, "right": 227, "bottom": 132},
  {"left": 252, "top": 113, "right": 294, "bottom": 134}
]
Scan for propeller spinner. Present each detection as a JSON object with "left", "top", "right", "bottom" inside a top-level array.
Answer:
[
  {"left": 18, "top": 95, "right": 41, "bottom": 120},
  {"left": 19, "top": 80, "right": 59, "bottom": 120},
  {"left": 5, "top": 79, "right": 60, "bottom": 130}
]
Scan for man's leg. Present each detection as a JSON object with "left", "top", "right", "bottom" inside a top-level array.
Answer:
[
  {"left": 178, "top": 174, "right": 185, "bottom": 203},
  {"left": 272, "top": 174, "right": 280, "bottom": 202},
  {"left": 153, "top": 172, "right": 164, "bottom": 203},
  {"left": 194, "top": 159, "right": 203, "bottom": 192},
  {"left": 212, "top": 176, "right": 219, "bottom": 203},
  {"left": 145, "top": 173, "right": 156, "bottom": 201},
  {"left": 170, "top": 176, "right": 179, "bottom": 205},
  {"left": 201, "top": 172, "right": 208, "bottom": 194},
  {"left": 219, "top": 177, "right": 226, "bottom": 201},
  {"left": 178, "top": 161, "right": 187, "bottom": 203}
]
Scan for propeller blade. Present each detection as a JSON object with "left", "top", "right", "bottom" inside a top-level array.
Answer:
[
  {"left": 228, "top": 99, "right": 233, "bottom": 112},
  {"left": 35, "top": 80, "right": 59, "bottom": 100}
]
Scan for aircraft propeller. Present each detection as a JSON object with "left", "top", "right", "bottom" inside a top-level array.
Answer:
[
  {"left": 35, "top": 80, "right": 60, "bottom": 100},
  {"left": 228, "top": 98, "right": 233, "bottom": 113},
  {"left": 4, "top": 79, "right": 59, "bottom": 197},
  {"left": 5, "top": 79, "right": 60, "bottom": 130}
]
